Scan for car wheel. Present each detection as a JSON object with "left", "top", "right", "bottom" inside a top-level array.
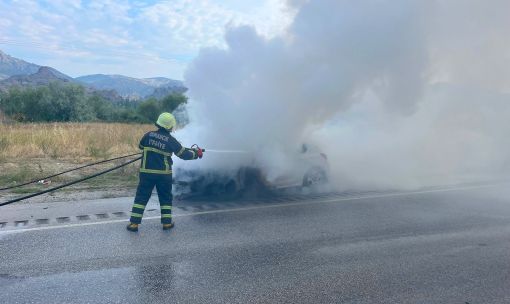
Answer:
[
  {"left": 303, "top": 168, "right": 327, "bottom": 187},
  {"left": 239, "top": 167, "right": 270, "bottom": 197},
  {"left": 225, "top": 180, "right": 238, "bottom": 194},
  {"left": 204, "top": 183, "right": 222, "bottom": 196}
]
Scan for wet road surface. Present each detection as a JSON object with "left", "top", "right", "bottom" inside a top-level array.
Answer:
[{"left": 1, "top": 184, "right": 510, "bottom": 303}]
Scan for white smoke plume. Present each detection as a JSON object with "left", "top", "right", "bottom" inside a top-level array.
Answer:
[{"left": 175, "top": 0, "right": 510, "bottom": 190}]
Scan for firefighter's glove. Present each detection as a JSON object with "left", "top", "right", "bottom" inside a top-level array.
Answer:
[{"left": 196, "top": 148, "right": 204, "bottom": 159}]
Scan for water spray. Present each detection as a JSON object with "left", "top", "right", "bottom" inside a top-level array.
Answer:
[
  {"left": 204, "top": 149, "right": 249, "bottom": 153},
  {"left": 191, "top": 144, "right": 248, "bottom": 154}
]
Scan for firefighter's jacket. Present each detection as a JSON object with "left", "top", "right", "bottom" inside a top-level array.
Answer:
[{"left": 138, "top": 128, "right": 198, "bottom": 174}]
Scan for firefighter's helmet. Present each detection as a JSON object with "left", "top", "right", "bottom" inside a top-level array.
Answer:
[{"left": 156, "top": 112, "right": 176, "bottom": 131}]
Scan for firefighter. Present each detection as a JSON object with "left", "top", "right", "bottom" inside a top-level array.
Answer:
[{"left": 126, "top": 112, "right": 203, "bottom": 232}]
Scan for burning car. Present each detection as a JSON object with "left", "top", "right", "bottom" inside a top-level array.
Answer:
[{"left": 173, "top": 144, "right": 329, "bottom": 197}]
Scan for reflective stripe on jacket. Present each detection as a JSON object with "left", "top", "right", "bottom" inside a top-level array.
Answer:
[{"left": 139, "top": 128, "right": 198, "bottom": 174}]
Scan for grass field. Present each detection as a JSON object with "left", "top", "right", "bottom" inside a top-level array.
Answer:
[
  {"left": 0, "top": 122, "right": 153, "bottom": 160},
  {"left": 0, "top": 122, "right": 154, "bottom": 197}
]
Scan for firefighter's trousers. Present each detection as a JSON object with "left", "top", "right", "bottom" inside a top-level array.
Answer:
[{"left": 129, "top": 173, "right": 173, "bottom": 224}]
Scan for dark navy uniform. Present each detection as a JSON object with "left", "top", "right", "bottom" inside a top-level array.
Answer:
[{"left": 129, "top": 127, "right": 198, "bottom": 225}]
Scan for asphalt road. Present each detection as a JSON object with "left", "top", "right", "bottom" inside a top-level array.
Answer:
[{"left": 1, "top": 184, "right": 510, "bottom": 303}]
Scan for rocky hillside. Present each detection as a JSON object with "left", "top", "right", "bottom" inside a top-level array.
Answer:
[
  {"left": 0, "top": 65, "right": 122, "bottom": 101},
  {"left": 0, "top": 66, "right": 73, "bottom": 89},
  {"left": 0, "top": 50, "right": 40, "bottom": 80}
]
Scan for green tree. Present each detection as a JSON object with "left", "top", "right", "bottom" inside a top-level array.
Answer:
[
  {"left": 0, "top": 87, "right": 27, "bottom": 121},
  {"left": 136, "top": 98, "right": 160, "bottom": 123},
  {"left": 0, "top": 84, "right": 190, "bottom": 124},
  {"left": 135, "top": 93, "right": 188, "bottom": 124},
  {"left": 160, "top": 93, "right": 188, "bottom": 113},
  {"left": 89, "top": 94, "right": 114, "bottom": 121}
]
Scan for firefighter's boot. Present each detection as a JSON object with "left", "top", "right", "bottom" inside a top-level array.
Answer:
[
  {"left": 126, "top": 223, "right": 139, "bottom": 232},
  {"left": 162, "top": 223, "right": 174, "bottom": 230}
]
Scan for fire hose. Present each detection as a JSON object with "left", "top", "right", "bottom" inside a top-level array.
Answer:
[
  {"left": 0, "top": 145, "right": 208, "bottom": 207},
  {"left": 0, "top": 154, "right": 142, "bottom": 207},
  {"left": 0, "top": 152, "right": 142, "bottom": 191}
]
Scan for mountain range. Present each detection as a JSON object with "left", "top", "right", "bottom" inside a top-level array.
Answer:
[
  {"left": 76, "top": 74, "right": 185, "bottom": 100},
  {"left": 0, "top": 50, "right": 186, "bottom": 100}
]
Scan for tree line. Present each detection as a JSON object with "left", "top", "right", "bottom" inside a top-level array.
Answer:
[{"left": 0, "top": 82, "right": 188, "bottom": 124}]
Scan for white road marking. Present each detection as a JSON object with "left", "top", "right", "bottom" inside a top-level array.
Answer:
[{"left": 0, "top": 182, "right": 505, "bottom": 235}]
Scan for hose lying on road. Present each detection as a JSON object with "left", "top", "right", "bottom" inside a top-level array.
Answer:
[
  {"left": 0, "top": 152, "right": 142, "bottom": 191},
  {"left": 0, "top": 156, "right": 142, "bottom": 207}
]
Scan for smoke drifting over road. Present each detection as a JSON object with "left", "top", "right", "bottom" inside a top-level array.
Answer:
[{"left": 178, "top": 0, "right": 510, "bottom": 190}]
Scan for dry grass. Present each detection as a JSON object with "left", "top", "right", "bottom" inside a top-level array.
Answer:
[
  {"left": 0, "top": 123, "right": 154, "bottom": 195},
  {"left": 0, "top": 122, "right": 153, "bottom": 160}
]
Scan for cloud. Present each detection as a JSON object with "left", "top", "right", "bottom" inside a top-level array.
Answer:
[
  {"left": 0, "top": 0, "right": 292, "bottom": 79},
  {"left": 137, "top": 0, "right": 291, "bottom": 53}
]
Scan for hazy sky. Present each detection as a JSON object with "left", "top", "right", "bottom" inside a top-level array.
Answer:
[{"left": 0, "top": 0, "right": 292, "bottom": 79}]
